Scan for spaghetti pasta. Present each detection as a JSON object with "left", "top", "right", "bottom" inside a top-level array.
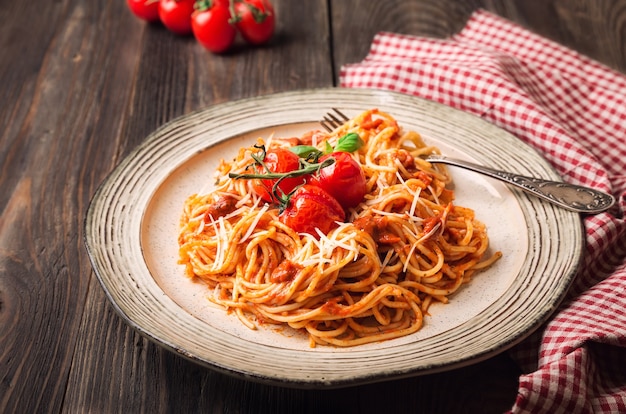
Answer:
[{"left": 178, "top": 109, "right": 502, "bottom": 347}]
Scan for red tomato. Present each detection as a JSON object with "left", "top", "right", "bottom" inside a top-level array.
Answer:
[
  {"left": 279, "top": 185, "right": 345, "bottom": 236},
  {"left": 311, "top": 152, "right": 367, "bottom": 209},
  {"left": 192, "top": 1, "right": 237, "bottom": 53},
  {"left": 159, "top": 0, "right": 196, "bottom": 35},
  {"left": 232, "top": 0, "right": 275, "bottom": 45},
  {"left": 126, "top": 0, "right": 160, "bottom": 22},
  {"left": 251, "top": 148, "right": 306, "bottom": 202}
]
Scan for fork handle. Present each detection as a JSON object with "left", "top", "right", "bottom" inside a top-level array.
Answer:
[{"left": 426, "top": 155, "right": 615, "bottom": 214}]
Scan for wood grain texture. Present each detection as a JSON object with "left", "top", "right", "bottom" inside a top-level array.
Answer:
[
  {"left": 1, "top": 1, "right": 143, "bottom": 413},
  {"left": 330, "top": 0, "right": 626, "bottom": 78},
  {"left": 1, "top": 0, "right": 625, "bottom": 412}
]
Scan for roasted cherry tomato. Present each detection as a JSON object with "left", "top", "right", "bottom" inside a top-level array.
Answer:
[
  {"left": 192, "top": 0, "right": 237, "bottom": 53},
  {"left": 311, "top": 152, "right": 367, "bottom": 209},
  {"left": 232, "top": 0, "right": 275, "bottom": 45},
  {"left": 126, "top": 0, "right": 160, "bottom": 22},
  {"left": 279, "top": 185, "right": 345, "bottom": 236},
  {"left": 159, "top": 0, "right": 196, "bottom": 35},
  {"left": 252, "top": 148, "right": 307, "bottom": 202}
]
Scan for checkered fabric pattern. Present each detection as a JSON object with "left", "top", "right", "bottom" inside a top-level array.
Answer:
[{"left": 341, "top": 10, "right": 626, "bottom": 413}]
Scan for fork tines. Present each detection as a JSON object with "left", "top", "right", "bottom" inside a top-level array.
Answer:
[{"left": 320, "top": 108, "right": 350, "bottom": 132}]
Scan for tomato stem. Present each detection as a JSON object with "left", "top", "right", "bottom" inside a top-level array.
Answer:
[
  {"left": 229, "top": 155, "right": 334, "bottom": 181},
  {"left": 229, "top": 144, "right": 336, "bottom": 208},
  {"left": 228, "top": 0, "right": 271, "bottom": 24},
  {"left": 228, "top": 0, "right": 239, "bottom": 23},
  {"left": 194, "top": 0, "right": 213, "bottom": 12}
]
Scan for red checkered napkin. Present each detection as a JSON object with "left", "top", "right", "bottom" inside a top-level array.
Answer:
[{"left": 341, "top": 9, "right": 626, "bottom": 413}]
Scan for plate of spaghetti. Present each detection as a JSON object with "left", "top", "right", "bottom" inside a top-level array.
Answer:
[{"left": 85, "top": 88, "right": 583, "bottom": 387}]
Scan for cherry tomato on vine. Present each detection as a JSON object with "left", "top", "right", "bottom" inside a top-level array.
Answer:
[
  {"left": 159, "top": 0, "right": 196, "bottom": 35},
  {"left": 279, "top": 185, "right": 345, "bottom": 237},
  {"left": 232, "top": 0, "right": 275, "bottom": 45},
  {"left": 251, "top": 148, "right": 307, "bottom": 202},
  {"left": 126, "top": 0, "right": 160, "bottom": 22},
  {"left": 192, "top": 0, "right": 237, "bottom": 53},
  {"left": 311, "top": 152, "right": 367, "bottom": 209}
]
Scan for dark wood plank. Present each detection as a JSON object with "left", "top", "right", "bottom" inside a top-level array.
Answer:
[
  {"left": 330, "top": 0, "right": 626, "bottom": 79},
  {"left": 0, "top": 1, "right": 146, "bottom": 413},
  {"left": 498, "top": 0, "right": 626, "bottom": 71}
]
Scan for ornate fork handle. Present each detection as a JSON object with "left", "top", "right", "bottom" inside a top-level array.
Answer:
[{"left": 426, "top": 155, "right": 615, "bottom": 214}]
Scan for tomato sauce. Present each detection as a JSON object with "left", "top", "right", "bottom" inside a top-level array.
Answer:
[
  {"left": 203, "top": 194, "right": 238, "bottom": 222},
  {"left": 270, "top": 260, "right": 302, "bottom": 283},
  {"left": 320, "top": 297, "right": 347, "bottom": 316},
  {"left": 353, "top": 215, "right": 401, "bottom": 245}
]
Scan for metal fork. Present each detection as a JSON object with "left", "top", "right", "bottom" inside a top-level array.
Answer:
[
  {"left": 320, "top": 109, "right": 615, "bottom": 214},
  {"left": 320, "top": 108, "right": 351, "bottom": 132}
]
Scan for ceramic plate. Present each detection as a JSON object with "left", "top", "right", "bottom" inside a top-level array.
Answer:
[{"left": 84, "top": 88, "right": 583, "bottom": 388}]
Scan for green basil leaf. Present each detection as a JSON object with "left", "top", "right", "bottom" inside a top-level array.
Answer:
[
  {"left": 334, "top": 132, "right": 364, "bottom": 153},
  {"left": 289, "top": 145, "right": 321, "bottom": 158},
  {"left": 324, "top": 141, "right": 333, "bottom": 154}
]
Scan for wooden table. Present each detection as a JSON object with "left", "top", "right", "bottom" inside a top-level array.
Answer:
[{"left": 2, "top": 1, "right": 625, "bottom": 412}]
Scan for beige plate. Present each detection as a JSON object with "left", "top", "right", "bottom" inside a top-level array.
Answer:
[{"left": 84, "top": 88, "right": 583, "bottom": 388}]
